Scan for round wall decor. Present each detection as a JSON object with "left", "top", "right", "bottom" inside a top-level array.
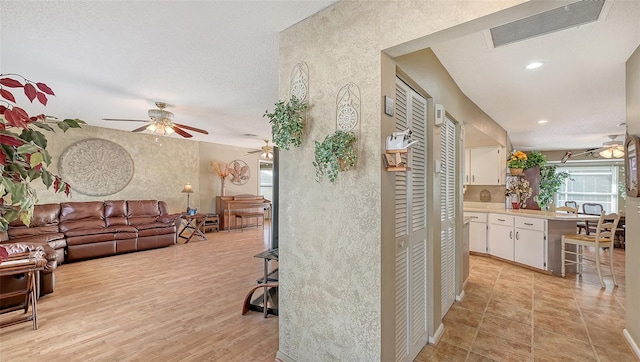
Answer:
[
  {"left": 59, "top": 138, "right": 134, "bottom": 196},
  {"left": 229, "top": 159, "right": 250, "bottom": 185}
]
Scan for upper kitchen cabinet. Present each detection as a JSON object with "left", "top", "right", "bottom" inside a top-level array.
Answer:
[{"left": 466, "top": 146, "right": 505, "bottom": 185}]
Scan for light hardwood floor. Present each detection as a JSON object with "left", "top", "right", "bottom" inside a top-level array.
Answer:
[{"left": 0, "top": 225, "right": 278, "bottom": 361}]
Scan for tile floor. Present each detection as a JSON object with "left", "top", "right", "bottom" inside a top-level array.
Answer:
[{"left": 416, "top": 248, "right": 637, "bottom": 361}]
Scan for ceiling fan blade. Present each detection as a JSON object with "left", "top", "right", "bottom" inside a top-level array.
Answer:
[
  {"left": 171, "top": 125, "right": 193, "bottom": 138},
  {"left": 102, "top": 118, "right": 149, "bottom": 122},
  {"left": 173, "top": 123, "right": 209, "bottom": 134},
  {"left": 247, "top": 149, "right": 262, "bottom": 154},
  {"left": 131, "top": 125, "right": 150, "bottom": 132}
]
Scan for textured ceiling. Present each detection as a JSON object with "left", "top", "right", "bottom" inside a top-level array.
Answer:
[
  {"left": 1, "top": 1, "right": 335, "bottom": 149},
  {"left": 431, "top": 0, "right": 640, "bottom": 151},
  {"left": 2, "top": 1, "right": 639, "bottom": 153}
]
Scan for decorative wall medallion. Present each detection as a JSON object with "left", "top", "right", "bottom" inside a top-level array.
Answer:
[
  {"left": 59, "top": 138, "right": 134, "bottom": 196},
  {"left": 336, "top": 83, "right": 360, "bottom": 132},
  {"left": 229, "top": 159, "right": 250, "bottom": 185},
  {"left": 290, "top": 62, "right": 309, "bottom": 102}
]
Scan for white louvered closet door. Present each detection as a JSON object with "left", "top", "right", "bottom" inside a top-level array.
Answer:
[
  {"left": 440, "top": 117, "right": 457, "bottom": 317},
  {"left": 394, "top": 78, "right": 428, "bottom": 362}
]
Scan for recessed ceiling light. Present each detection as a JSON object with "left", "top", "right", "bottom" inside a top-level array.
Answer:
[
  {"left": 538, "top": 120, "right": 548, "bottom": 124},
  {"left": 526, "top": 61, "right": 545, "bottom": 70}
]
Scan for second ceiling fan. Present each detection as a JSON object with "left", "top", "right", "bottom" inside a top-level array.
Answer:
[{"left": 103, "top": 102, "right": 208, "bottom": 138}]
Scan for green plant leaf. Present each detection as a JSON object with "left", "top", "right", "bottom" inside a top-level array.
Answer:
[
  {"left": 16, "top": 143, "right": 38, "bottom": 155},
  {"left": 29, "top": 151, "right": 43, "bottom": 167},
  {"left": 313, "top": 130, "right": 357, "bottom": 183},
  {"left": 42, "top": 170, "right": 53, "bottom": 188},
  {"left": 32, "top": 121, "right": 55, "bottom": 132}
]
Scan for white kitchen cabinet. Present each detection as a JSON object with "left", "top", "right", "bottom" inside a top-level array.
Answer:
[
  {"left": 465, "top": 212, "right": 487, "bottom": 253},
  {"left": 514, "top": 217, "right": 547, "bottom": 269},
  {"left": 467, "top": 147, "right": 505, "bottom": 185},
  {"left": 488, "top": 214, "right": 514, "bottom": 261}
]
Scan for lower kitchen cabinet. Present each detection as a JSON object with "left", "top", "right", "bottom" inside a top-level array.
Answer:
[{"left": 514, "top": 217, "right": 546, "bottom": 269}]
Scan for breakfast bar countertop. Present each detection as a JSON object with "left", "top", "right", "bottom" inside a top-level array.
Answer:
[{"left": 463, "top": 207, "right": 602, "bottom": 221}]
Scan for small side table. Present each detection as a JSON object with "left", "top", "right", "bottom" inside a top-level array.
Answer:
[
  {"left": 242, "top": 248, "right": 278, "bottom": 318},
  {"left": 178, "top": 213, "right": 208, "bottom": 243},
  {"left": 0, "top": 254, "right": 46, "bottom": 330}
]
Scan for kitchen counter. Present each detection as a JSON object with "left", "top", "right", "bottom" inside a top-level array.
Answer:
[{"left": 464, "top": 207, "right": 601, "bottom": 221}]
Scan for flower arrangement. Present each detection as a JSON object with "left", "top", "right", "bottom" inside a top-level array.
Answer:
[
  {"left": 507, "top": 150, "right": 528, "bottom": 169},
  {"left": 505, "top": 177, "right": 533, "bottom": 209},
  {"left": 210, "top": 161, "right": 230, "bottom": 196}
]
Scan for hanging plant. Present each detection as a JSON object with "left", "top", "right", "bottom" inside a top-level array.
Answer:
[
  {"left": 524, "top": 151, "right": 546, "bottom": 169},
  {"left": 313, "top": 130, "right": 357, "bottom": 183},
  {"left": 263, "top": 95, "right": 308, "bottom": 150}
]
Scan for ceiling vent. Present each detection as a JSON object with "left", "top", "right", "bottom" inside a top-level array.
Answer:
[{"left": 490, "top": 0, "right": 605, "bottom": 47}]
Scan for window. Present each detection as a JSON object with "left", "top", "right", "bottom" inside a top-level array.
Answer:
[
  {"left": 556, "top": 165, "right": 619, "bottom": 213},
  {"left": 258, "top": 160, "right": 273, "bottom": 202}
]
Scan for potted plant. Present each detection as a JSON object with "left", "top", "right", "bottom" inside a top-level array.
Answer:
[
  {"left": 313, "top": 130, "right": 357, "bottom": 183},
  {"left": 534, "top": 165, "right": 571, "bottom": 211},
  {"left": 0, "top": 73, "right": 83, "bottom": 232},
  {"left": 507, "top": 150, "right": 527, "bottom": 175},
  {"left": 263, "top": 95, "right": 308, "bottom": 150},
  {"left": 505, "top": 177, "right": 533, "bottom": 209},
  {"left": 524, "top": 151, "right": 546, "bottom": 169}
]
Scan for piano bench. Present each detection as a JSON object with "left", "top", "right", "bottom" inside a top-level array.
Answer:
[{"left": 234, "top": 212, "right": 264, "bottom": 232}]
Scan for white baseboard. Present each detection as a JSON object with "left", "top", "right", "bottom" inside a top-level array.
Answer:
[
  {"left": 623, "top": 329, "right": 640, "bottom": 360},
  {"left": 456, "top": 290, "right": 465, "bottom": 302},
  {"left": 428, "top": 323, "right": 445, "bottom": 345}
]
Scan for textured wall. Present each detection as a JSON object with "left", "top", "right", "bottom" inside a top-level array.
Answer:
[
  {"left": 198, "top": 141, "right": 263, "bottom": 213},
  {"left": 31, "top": 125, "right": 199, "bottom": 213},
  {"left": 625, "top": 45, "right": 640, "bottom": 353},
  {"left": 277, "top": 1, "right": 526, "bottom": 361}
]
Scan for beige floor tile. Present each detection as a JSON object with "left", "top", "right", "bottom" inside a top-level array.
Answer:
[
  {"left": 533, "top": 312, "right": 590, "bottom": 344},
  {"left": 478, "top": 314, "right": 532, "bottom": 346},
  {"left": 455, "top": 294, "right": 490, "bottom": 314},
  {"left": 586, "top": 324, "right": 633, "bottom": 351},
  {"left": 471, "top": 330, "right": 532, "bottom": 361},
  {"left": 593, "top": 343, "right": 638, "bottom": 362},
  {"left": 466, "top": 352, "right": 499, "bottom": 362},
  {"left": 485, "top": 297, "right": 532, "bottom": 325},
  {"left": 533, "top": 299, "right": 582, "bottom": 322},
  {"left": 414, "top": 341, "right": 468, "bottom": 362},
  {"left": 533, "top": 328, "right": 597, "bottom": 361},
  {"left": 440, "top": 322, "right": 478, "bottom": 350},
  {"left": 492, "top": 290, "right": 533, "bottom": 310},
  {"left": 443, "top": 304, "right": 483, "bottom": 328}
]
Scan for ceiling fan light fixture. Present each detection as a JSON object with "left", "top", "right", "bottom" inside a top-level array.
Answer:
[{"left": 261, "top": 151, "right": 274, "bottom": 160}]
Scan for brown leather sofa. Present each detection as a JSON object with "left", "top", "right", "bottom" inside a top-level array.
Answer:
[{"left": 1, "top": 200, "right": 180, "bottom": 296}]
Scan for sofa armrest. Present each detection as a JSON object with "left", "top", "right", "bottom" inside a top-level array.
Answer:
[
  {"left": 157, "top": 213, "right": 181, "bottom": 224},
  {"left": 1, "top": 242, "right": 57, "bottom": 272}
]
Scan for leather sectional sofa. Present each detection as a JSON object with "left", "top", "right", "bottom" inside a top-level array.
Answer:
[{"left": 1, "top": 200, "right": 180, "bottom": 297}]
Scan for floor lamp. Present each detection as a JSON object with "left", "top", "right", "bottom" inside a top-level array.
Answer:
[{"left": 182, "top": 183, "right": 194, "bottom": 213}]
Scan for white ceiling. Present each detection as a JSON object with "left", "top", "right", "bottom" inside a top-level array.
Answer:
[
  {"left": 1, "top": 1, "right": 335, "bottom": 150},
  {"left": 431, "top": 0, "right": 640, "bottom": 151},
  {"left": 2, "top": 1, "right": 638, "bottom": 152}
]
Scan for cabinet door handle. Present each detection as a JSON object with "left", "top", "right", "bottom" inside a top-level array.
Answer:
[
  {"left": 516, "top": 231, "right": 519, "bottom": 240},
  {"left": 498, "top": 218, "right": 506, "bottom": 222},
  {"left": 470, "top": 216, "right": 478, "bottom": 219},
  {"left": 510, "top": 231, "right": 513, "bottom": 239},
  {"left": 472, "top": 175, "right": 475, "bottom": 182},
  {"left": 524, "top": 222, "right": 534, "bottom": 226}
]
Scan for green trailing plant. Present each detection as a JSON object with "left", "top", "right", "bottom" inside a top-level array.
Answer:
[
  {"left": 524, "top": 151, "right": 546, "bottom": 169},
  {"left": 0, "top": 73, "right": 83, "bottom": 232},
  {"left": 263, "top": 95, "right": 308, "bottom": 150},
  {"left": 534, "top": 165, "right": 571, "bottom": 211},
  {"left": 313, "top": 130, "right": 357, "bottom": 183}
]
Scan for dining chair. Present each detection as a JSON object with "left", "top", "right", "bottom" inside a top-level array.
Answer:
[
  {"left": 561, "top": 211, "right": 620, "bottom": 288},
  {"left": 582, "top": 203, "right": 604, "bottom": 235},
  {"left": 565, "top": 201, "right": 578, "bottom": 209},
  {"left": 556, "top": 206, "right": 578, "bottom": 214}
]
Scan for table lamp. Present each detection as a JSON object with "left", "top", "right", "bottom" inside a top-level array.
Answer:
[{"left": 182, "top": 183, "right": 194, "bottom": 213}]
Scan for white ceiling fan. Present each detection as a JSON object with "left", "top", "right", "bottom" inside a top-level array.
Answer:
[
  {"left": 102, "top": 101, "right": 209, "bottom": 138},
  {"left": 561, "top": 135, "right": 625, "bottom": 163},
  {"left": 247, "top": 140, "right": 274, "bottom": 159}
]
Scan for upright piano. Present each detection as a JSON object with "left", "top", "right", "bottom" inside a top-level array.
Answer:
[{"left": 215, "top": 194, "right": 270, "bottom": 230}]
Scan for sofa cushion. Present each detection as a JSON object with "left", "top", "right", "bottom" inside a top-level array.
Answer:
[
  {"left": 66, "top": 232, "right": 136, "bottom": 246},
  {"left": 5, "top": 232, "right": 66, "bottom": 246},
  {"left": 64, "top": 225, "right": 138, "bottom": 238},
  {"left": 8, "top": 203, "right": 61, "bottom": 238},
  {"left": 105, "top": 200, "right": 128, "bottom": 227},
  {"left": 135, "top": 222, "right": 176, "bottom": 231},
  {"left": 127, "top": 200, "right": 160, "bottom": 225},
  {"left": 59, "top": 201, "right": 106, "bottom": 232},
  {"left": 137, "top": 226, "right": 176, "bottom": 237}
]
